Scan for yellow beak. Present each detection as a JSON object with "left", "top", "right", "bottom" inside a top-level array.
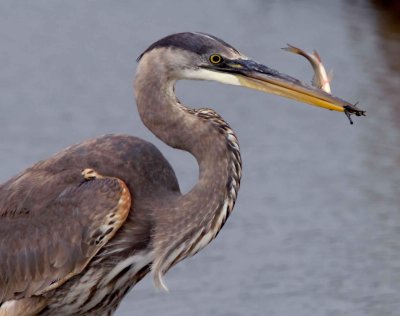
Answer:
[{"left": 215, "top": 59, "right": 365, "bottom": 123}]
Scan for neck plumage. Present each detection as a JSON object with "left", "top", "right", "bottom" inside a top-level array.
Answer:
[{"left": 134, "top": 57, "right": 242, "bottom": 290}]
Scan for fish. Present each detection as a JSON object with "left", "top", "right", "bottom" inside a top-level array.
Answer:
[
  {"left": 282, "top": 44, "right": 332, "bottom": 94},
  {"left": 282, "top": 44, "right": 365, "bottom": 124}
]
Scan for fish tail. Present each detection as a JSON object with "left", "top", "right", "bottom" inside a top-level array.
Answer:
[{"left": 281, "top": 44, "right": 304, "bottom": 55}]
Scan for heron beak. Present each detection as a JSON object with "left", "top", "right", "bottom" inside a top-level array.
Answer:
[{"left": 220, "top": 59, "right": 365, "bottom": 119}]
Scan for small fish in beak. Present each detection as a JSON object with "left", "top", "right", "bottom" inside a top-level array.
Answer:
[
  {"left": 282, "top": 44, "right": 332, "bottom": 93},
  {"left": 281, "top": 44, "right": 364, "bottom": 124}
]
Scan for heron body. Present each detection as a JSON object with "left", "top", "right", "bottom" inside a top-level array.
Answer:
[{"left": 0, "top": 32, "right": 364, "bottom": 315}]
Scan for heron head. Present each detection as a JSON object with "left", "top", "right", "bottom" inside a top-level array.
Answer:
[{"left": 137, "top": 32, "right": 365, "bottom": 121}]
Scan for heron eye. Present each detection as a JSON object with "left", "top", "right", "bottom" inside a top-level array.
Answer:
[{"left": 209, "top": 54, "right": 223, "bottom": 64}]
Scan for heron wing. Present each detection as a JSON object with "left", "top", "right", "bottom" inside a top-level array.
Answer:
[{"left": 0, "top": 168, "right": 131, "bottom": 303}]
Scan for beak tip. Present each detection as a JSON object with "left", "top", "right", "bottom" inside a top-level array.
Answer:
[
  {"left": 343, "top": 103, "right": 366, "bottom": 125},
  {"left": 343, "top": 104, "right": 366, "bottom": 116}
]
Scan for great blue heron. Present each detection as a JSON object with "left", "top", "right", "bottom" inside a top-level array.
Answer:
[{"left": 0, "top": 32, "right": 364, "bottom": 315}]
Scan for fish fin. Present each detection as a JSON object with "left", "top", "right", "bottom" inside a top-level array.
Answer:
[
  {"left": 311, "top": 75, "right": 319, "bottom": 88},
  {"left": 327, "top": 70, "right": 334, "bottom": 82},
  {"left": 312, "top": 50, "right": 322, "bottom": 62}
]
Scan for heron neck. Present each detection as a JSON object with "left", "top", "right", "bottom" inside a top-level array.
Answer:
[
  {"left": 135, "top": 60, "right": 241, "bottom": 220},
  {"left": 135, "top": 63, "right": 234, "bottom": 180},
  {"left": 135, "top": 59, "right": 242, "bottom": 288}
]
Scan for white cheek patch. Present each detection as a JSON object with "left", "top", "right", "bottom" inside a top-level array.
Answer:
[{"left": 180, "top": 68, "right": 241, "bottom": 86}]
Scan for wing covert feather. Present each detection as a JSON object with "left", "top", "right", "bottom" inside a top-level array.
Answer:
[{"left": 0, "top": 169, "right": 131, "bottom": 303}]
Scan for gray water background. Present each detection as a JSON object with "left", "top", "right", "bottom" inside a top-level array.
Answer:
[{"left": 0, "top": 1, "right": 399, "bottom": 315}]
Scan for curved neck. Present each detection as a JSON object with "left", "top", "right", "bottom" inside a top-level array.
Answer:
[
  {"left": 135, "top": 60, "right": 207, "bottom": 159},
  {"left": 134, "top": 57, "right": 242, "bottom": 289},
  {"left": 135, "top": 56, "right": 240, "bottom": 197},
  {"left": 135, "top": 57, "right": 235, "bottom": 175}
]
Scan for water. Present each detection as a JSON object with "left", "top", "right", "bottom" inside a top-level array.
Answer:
[{"left": 0, "top": 1, "right": 399, "bottom": 315}]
